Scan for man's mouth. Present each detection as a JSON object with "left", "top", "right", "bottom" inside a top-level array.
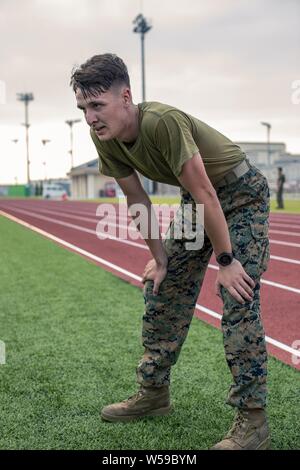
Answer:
[{"left": 95, "top": 125, "right": 106, "bottom": 131}]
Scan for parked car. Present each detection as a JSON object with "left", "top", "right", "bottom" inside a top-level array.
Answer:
[
  {"left": 43, "top": 184, "right": 67, "bottom": 199},
  {"left": 104, "top": 182, "right": 116, "bottom": 197}
]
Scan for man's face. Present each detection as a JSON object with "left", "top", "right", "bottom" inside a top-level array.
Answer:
[{"left": 75, "top": 86, "right": 130, "bottom": 141}]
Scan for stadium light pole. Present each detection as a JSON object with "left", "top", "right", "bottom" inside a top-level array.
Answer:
[
  {"left": 133, "top": 13, "right": 152, "bottom": 193},
  {"left": 133, "top": 13, "right": 152, "bottom": 102},
  {"left": 261, "top": 121, "right": 272, "bottom": 170},
  {"left": 12, "top": 139, "right": 19, "bottom": 186},
  {"left": 65, "top": 119, "right": 81, "bottom": 168},
  {"left": 42, "top": 139, "right": 51, "bottom": 181},
  {"left": 17, "top": 92, "right": 34, "bottom": 185}
]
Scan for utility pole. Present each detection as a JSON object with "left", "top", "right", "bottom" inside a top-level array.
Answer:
[
  {"left": 65, "top": 119, "right": 81, "bottom": 168},
  {"left": 261, "top": 121, "right": 272, "bottom": 171},
  {"left": 133, "top": 13, "right": 152, "bottom": 193},
  {"left": 17, "top": 92, "right": 34, "bottom": 185}
]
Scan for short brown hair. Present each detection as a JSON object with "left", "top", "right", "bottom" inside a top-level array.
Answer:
[{"left": 70, "top": 53, "right": 130, "bottom": 98}]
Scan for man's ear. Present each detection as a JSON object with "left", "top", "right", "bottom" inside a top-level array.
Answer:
[{"left": 122, "top": 87, "right": 132, "bottom": 106}]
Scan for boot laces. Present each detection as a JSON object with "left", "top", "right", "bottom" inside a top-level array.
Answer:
[
  {"left": 227, "top": 412, "right": 249, "bottom": 438},
  {"left": 125, "top": 389, "right": 144, "bottom": 403}
]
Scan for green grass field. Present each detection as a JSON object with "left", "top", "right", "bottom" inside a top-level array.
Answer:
[
  {"left": 0, "top": 215, "right": 299, "bottom": 450},
  {"left": 269, "top": 199, "right": 300, "bottom": 214}
]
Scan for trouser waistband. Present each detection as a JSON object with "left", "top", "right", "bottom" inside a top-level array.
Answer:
[{"left": 214, "top": 159, "right": 251, "bottom": 189}]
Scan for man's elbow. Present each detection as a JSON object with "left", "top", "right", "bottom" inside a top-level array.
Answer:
[{"left": 192, "top": 184, "right": 217, "bottom": 204}]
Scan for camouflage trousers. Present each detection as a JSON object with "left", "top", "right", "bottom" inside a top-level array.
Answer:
[{"left": 137, "top": 165, "right": 270, "bottom": 410}]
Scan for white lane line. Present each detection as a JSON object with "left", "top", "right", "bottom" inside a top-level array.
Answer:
[
  {"left": 195, "top": 304, "right": 300, "bottom": 358},
  {"left": 270, "top": 215, "right": 300, "bottom": 222},
  {"left": 1, "top": 209, "right": 299, "bottom": 360},
  {"left": 270, "top": 239, "right": 300, "bottom": 248},
  {"left": 2, "top": 206, "right": 300, "bottom": 294},
  {"left": 4, "top": 204, "right": 300, "bottom": 264},
  {"left": 1, "top": 205, "right": 146, "bottom": 247},
  {"left": 207, "top": 263, "right": 300, "bottom": 293},
  {"left": 270, "top": 229, "right": 300, "bottom": 237},
  {"left": 9, "top": 202, "right": 300, "bottom": 231},
  {"left": 270, "top": 255, "right": 300, "bottom": 265},
  {"left": 271, "top": 222, "right": 300, "bottom": 229},
  {"left": 4, "top": 202, "right": 300, "bottom": 253},
  {"left": 6, "top": 200, "right": 300, "bottom": 225},
  {"left": 260, "top": 278, "right": 300, "bottom": 294},
  {"left": 10, "top": 204, "right": 300, "bottom": 265},
  {"left": 0, "top": 210, "right": 142, "bottom": 280},
  {"left": 2, "top": 202, "right": 174, "bottom": 229}
]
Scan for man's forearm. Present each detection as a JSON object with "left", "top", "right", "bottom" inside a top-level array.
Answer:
[{"left": 126, "top": 194, "right": 168, "bottom": 265}]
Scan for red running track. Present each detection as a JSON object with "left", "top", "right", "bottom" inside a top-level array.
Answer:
[{"left": 1, "top": 198, "right": 300, "bottom": 370}]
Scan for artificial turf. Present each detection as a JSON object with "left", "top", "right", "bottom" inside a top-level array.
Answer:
[{"left": 0, "top": 215, "right": 299, "bottom": 450}]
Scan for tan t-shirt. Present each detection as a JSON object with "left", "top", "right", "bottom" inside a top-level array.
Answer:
[{"left": 90, "top": 101, "right": 245, "bottom": 187}]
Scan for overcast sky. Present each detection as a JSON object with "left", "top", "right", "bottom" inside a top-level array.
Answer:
[{"left": 1, "top": 0, "right": 299, "bottom": 184}]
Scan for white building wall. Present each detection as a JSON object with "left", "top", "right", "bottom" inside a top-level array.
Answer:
[
  {"left": 87, "top": 174, "right": 95, "bottom": 199},
  {"left": 236, "top": 142, "right": 300, "bottom": 189},
  {"left": 72, "top": 175, "right": 88, "bottom": 199},
  {"left": 237, "top": 142, "right": 286, "bottom": 167}
]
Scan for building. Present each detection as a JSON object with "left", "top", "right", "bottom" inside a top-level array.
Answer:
[
  {"left": 69, "top": 159, "right": 116, "bottom": 199},
  {"left": 68, "top": 142, "right": 300, "bottom": 199},
  {"left": 236, "top": 142, "right": 300, "bottom": 193},
  {"left": 69, "top": 159, "right": 179, "bottom": 199},
  {"left": 237, "top": 142, "right": 286, "bottom": 167}
]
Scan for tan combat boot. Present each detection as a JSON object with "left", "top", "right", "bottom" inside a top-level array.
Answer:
[
  {"left": 211, "top": 409, "right": 271, "bottom": 450},
  {"left": 101, "top": 385, "right": 171, "bottom": 422}
]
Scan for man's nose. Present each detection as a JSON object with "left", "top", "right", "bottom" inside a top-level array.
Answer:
[{"left": 85, "top": 110, "right": 98, "bottom": 126}]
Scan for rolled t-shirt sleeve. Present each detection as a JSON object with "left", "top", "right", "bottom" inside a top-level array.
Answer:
[
  {"left": 154, "top": 111, "right": 199, "bottom": 177},
  {"left": 90, "top": 129, "right": 134, "bottom": 178}
]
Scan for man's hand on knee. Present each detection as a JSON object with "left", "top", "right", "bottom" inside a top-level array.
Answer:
[
  {"left": 215, "top": 259, "right": 256, "bottom": 304},
  {"left": 142, "top": 258, "right": 168, "bottom": 296}
]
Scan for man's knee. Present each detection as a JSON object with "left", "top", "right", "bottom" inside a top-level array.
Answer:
[{"left": 220, "top": 282, "right": 262, "bottom": 325}]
